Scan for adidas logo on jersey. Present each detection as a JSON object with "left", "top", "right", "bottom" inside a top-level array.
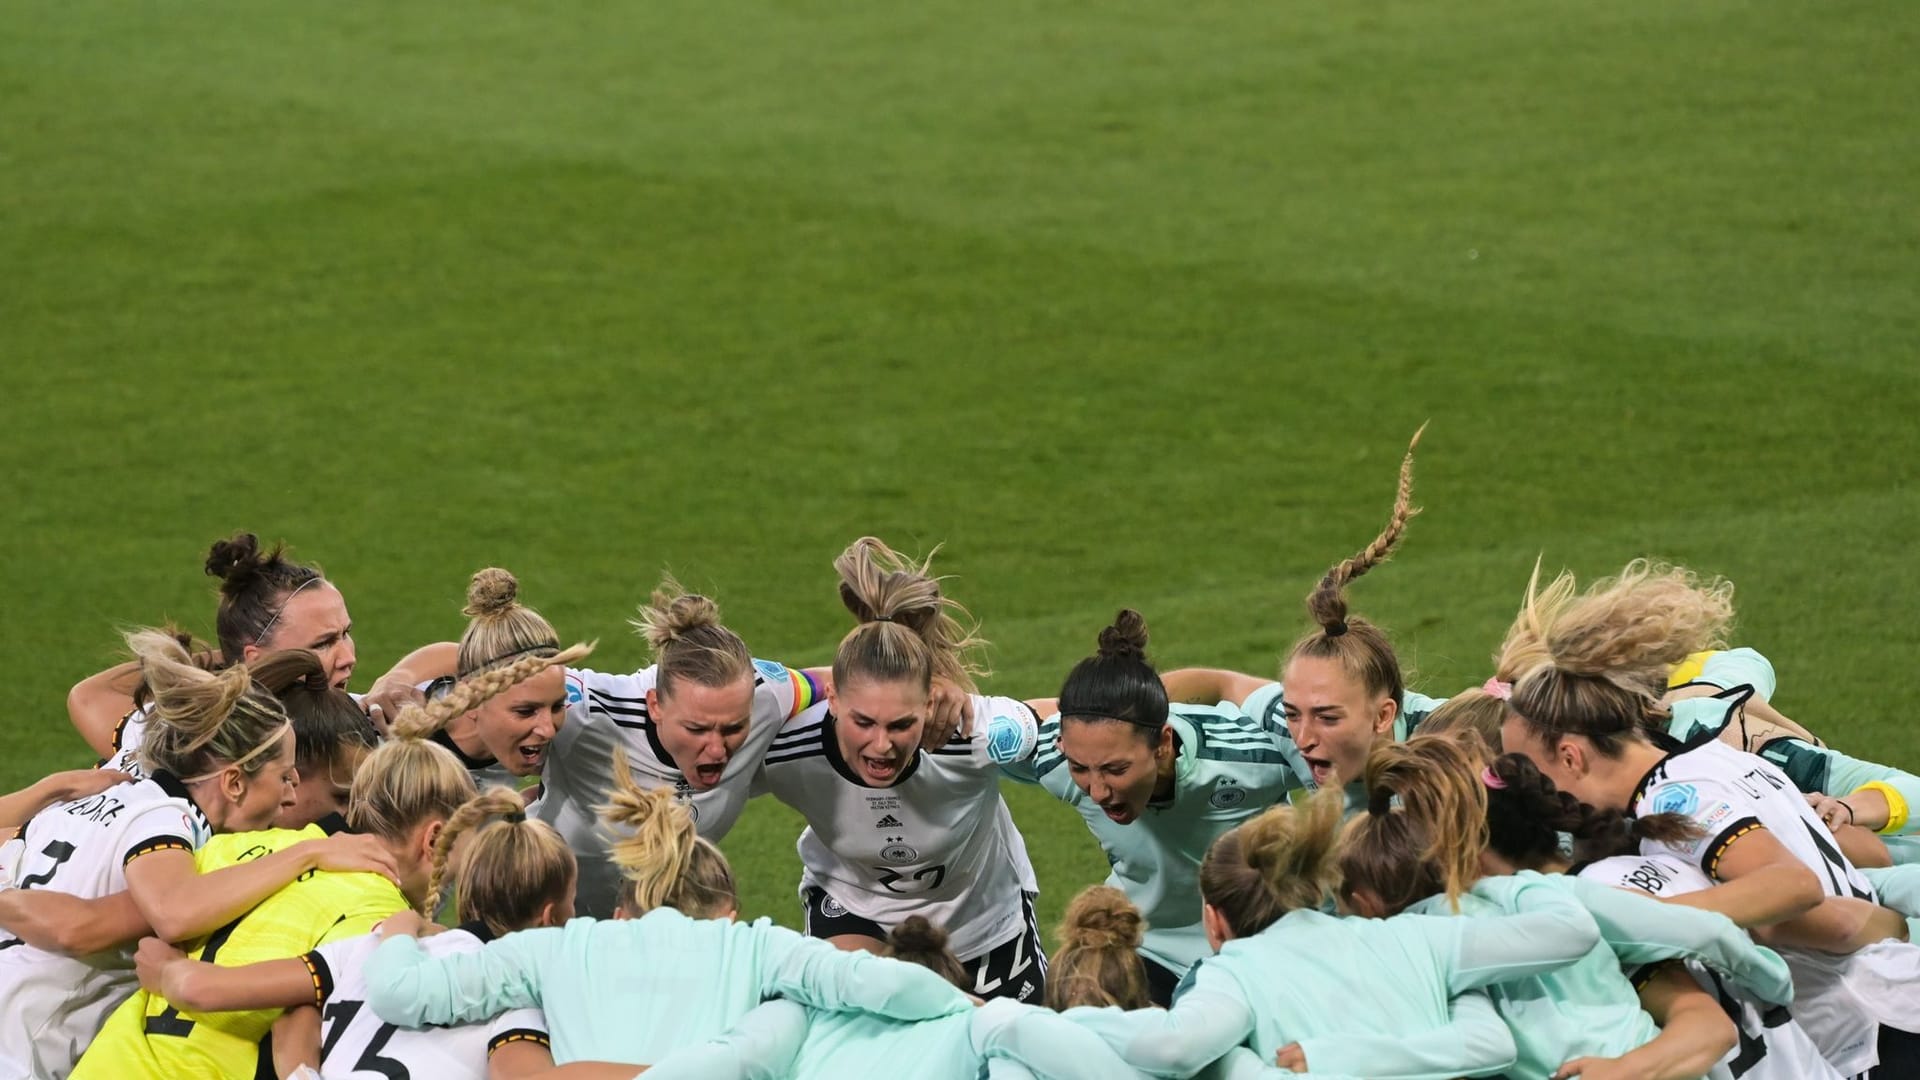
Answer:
[{"left": 874, "top": 814, "right": 903, "bottom": 829}]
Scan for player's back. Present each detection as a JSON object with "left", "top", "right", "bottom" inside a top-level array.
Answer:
[
  {"left": 0, "top": 773, "right": 210, "bottom": 1080},
  {"left": 311, "top": 927, "right": 548, "bottom": 1080}
]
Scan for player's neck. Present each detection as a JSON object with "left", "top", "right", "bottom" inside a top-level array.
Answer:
[{"left": 1596, "top": 739, "right": 1669, "bottom": 811}]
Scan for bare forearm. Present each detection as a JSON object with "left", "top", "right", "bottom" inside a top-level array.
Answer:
[{"left": 0, "top": 889, "right": 149, "bottom": 954}]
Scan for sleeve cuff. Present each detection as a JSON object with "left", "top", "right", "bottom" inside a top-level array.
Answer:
[
  {"left": 300, "top": 951, "right": 334, "bottom": 1009},
  {"left": 1702, "top": 816, "right": 1764, "bottom": 879}
]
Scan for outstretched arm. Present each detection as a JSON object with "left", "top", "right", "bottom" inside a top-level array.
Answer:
[
  {"left": 760, "top": 925, "right": 970, "bottom": 1021},
  {"left": 1564, "top": 875, "right": 1792, "bottom": 1005},
  {"left": 1287, "top": 990, "right": 1517, "bottom": 1079},
  {"left": 68, "top": 661, "right": 148, "bottom": 758},
  {"left": 1161, "top": 669, "right": 1276, "bottom": 709},
  {"left": 1554, "top": 963, "right": 1734, "bottom": 1080},
  {"left": 0, "top": 888, "right": 149, "bottom": 955},
  {"left": 0, "top": 769, "right": 134, "bottom": 830},
  {"left": 364, "top": 920, "right": 557, "bottom": 1028}
]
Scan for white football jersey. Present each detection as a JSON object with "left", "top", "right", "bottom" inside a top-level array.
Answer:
[
  {"left": 0, "top": 771, "right": 212, "bottom": 1080},
  {"left": 1579, "top": 853, "right": 1841, "bottom": 1080},
  {"left": 306, "top": 925, "right": 548, "bottom": 1080},
  {"left": 1631, "top": 738, "right": 1903, "bottom": 1074},
  {"left": 98, "top": 706, "right": 152, "bottom": 780},
  {"left": 1632, "top": 738, "right": 1875, "bottom": 902},
  {"left": 530, "top": 659, "right": 814, "bottom": 917},
  {"left": 755, "top": 695, "right": 1040, "bottom": 960}
]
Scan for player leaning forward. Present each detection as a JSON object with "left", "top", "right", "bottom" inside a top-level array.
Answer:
[{"left": 754, "top": 537, "right": 1049, "bottom": 1003}]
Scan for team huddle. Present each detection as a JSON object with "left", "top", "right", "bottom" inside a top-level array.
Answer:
[{"left": 2, "top": 432, "right": 1918, "bottom": 1080}]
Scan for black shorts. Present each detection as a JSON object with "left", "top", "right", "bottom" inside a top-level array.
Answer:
[{"left": 801, "top": 887, "right": 1046, "bottom": 1004}]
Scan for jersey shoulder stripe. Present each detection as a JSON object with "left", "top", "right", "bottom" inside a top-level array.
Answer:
[{"left": 300, "top": 950, "right": 333, "bottom": 1008}]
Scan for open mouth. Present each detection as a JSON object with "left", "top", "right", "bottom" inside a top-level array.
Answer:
[
  {"left": 1100, "top": 803, "right": 1135, "bottom": 823},
  {"left": 516, "top": 742, "right": 547, "bottom": 769},
  {"left": 691, "top": 763, "right": 725, "bottom": 787},
  {"left": 862, "top": 756, "right": 900, "bottom": 782},
  {"left": 1304, "top": 757, "right": 1335, "bottom": 785}
]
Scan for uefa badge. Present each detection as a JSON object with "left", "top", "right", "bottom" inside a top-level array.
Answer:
[{"left": 985, "top": 710, "right": 1039, "bottom": 765}]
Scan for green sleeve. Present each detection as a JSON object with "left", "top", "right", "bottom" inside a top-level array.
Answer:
[
  {"left": 975, "top": 1000, "right": 1154, "bottom": 1080},
  {"left": 1560, "top": 876, "right": 1793, "bottom": 1006},
  {"left": 1440, "top": 875, "right": 1601, "bottom": 994},
  {"left": 1692, "top": 648, "right": 1777, "bottom": 701},
  {"left": 1074, "top": 964, "right": 1258, "bottom": 1077},
  {"left": 758, "top": 923, "right": 971, "bottom": 1020},
  {"left": 637, "top": 999, "right": 808, "bottom": 1080},
  {"left": 1758, "top": 738, "right": 1920, "bottom": 835},
  {"left": 363, "top": 926, "right": 558, "bottom": 1028},
  {"left": 1290, "top": 990, "right": 1516, "bottom": 1079}
]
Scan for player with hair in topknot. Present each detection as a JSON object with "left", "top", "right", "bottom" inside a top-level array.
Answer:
[{"left": 1005, "top": 609, "right": 1303, "bottom": 1003}]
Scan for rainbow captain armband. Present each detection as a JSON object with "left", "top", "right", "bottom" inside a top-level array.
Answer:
[{"left": 1855, "top": 781, "right": 1911, "bottom": 836}]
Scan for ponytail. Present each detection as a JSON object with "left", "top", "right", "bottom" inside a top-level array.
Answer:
[
  {"left": 831, "top": 537, "right": 986, "bottom": 695},
  {"left": 426, "top": 787, "right": 576, "bottom": 933},
  {"left": 1337, "top": 736, "right": 1485, "bottom": 914},
  {"left": 1199, "top": 788, "right": 1345, "bottom": 939},
  {"left": 129, "top": 628, "right": 291, "bottom": 781},
  {"left": 600, "top": 748, "right": 736, "bottom": 918},
  {"left": 1283, "top": 427, "right": 1423, "bottom": 710}
]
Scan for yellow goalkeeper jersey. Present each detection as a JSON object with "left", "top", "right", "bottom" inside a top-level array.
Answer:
[{"left": 71, "top": 817, "right": 408, "bottom": 1080}]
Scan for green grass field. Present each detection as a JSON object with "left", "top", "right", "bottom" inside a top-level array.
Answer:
[{"left": 3, "top": 0, "right": 1916, "bottom": 937}]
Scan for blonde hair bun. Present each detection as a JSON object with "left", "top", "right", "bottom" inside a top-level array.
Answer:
[
  {"left": 464, "top": 568, "right": 520, "bottom": 619},
  {"left": 1061, "top": 885, "right": 1145, "bottom": 950}
]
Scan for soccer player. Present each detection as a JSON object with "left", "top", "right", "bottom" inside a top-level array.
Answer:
[
  {"left": 389, "top": 568, "right": 584, "bottom": 790},
  {"left": 393, "top": 568, "right": 834, "bottom": 917},
  {"left": 69, "top": 721, "right": 483, "bottom": 1080},
  {"left": 1489, "top": 560, "right": 1920, "bottom": 865},
  {"left": 1338, "top": 735, "right": 1794, "bottom": 1080},
  {"left": 1003, "top": 610, "right": 1303, "bottom": 1004},
  {"left": 1157, "top": 429, "right": 1448, "bottom": 807},
  {"left": 71, "top": 532, "right": 449, "bottom": 783},
  {"left": 755, "top": 536, "right": 1047, "bottom": 1002},
  {"left": 359, "top": 753, "right": 975, "bottom": 1070},
  {"left": 1472, "top": 751, "right": 1844, "bottom": 1079},
  {"left": 121, "top": 784, "right": 578, "bottom": 1080},
  {"left": 1083, "top": 790, "right": 1599, "bottom": 1079},
  {"left": 0, "top": 632, "right": 396, "bottom": 1080},
  {"left": 1498, "top": 566, "right": 1920, "bottom": 1076}
]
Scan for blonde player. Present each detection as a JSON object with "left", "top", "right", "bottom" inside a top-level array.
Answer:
[
  {"left": 121, "top": 784, "right": 578, "bottom": 1080},
  {"left": 756, "top": 537, "right": 1047, "bottom": 1002},
  {"left": 0, "top": 633, "right": 395, "bottom": 1080}
]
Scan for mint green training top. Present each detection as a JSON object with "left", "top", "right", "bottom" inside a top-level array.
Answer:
[
  {"left": 1400, "top": 872, "right": 1793, "bottom": 1080},
  {"left": 642, "top": 996, "right": 1152, "bottom": 1080},
  {"left": 1003, "top": 687, "right": 1306, "bottom": 977},
  {"left": 363, "top": 908, "right": 971, "bottom": 1066},
  {"left": 1092, "top": 891, "right": 1607, "bottom": 1079}
]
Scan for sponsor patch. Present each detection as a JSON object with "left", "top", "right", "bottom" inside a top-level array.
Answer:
[{"left": 753, "top": 659, "right": 790, "bottom": 684}]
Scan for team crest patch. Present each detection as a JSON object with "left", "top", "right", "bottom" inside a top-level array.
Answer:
[
  {"left": 1210, "top": 784, "right": 1248, "bottom": 809},
  {"left": 880, "top": 842, "right": 919, "bottom": 865},
  {"left": 821, "top": 895, "right": 848, "bottom": 918},
  {"left": 753, "top": 659, "right": 790, "bottom": 684},
  {"left": 1649, "top": 783, "right": 1699, "bottom": 817},
  {"left": 565, "top": 676, "right": 584, "bottom": 706}
]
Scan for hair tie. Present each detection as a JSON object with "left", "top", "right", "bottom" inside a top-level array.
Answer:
[
  {"left": 872, "top": 614, "right": 894, "bottom": 623},
  {"left": 1325, "top": 621, "right": 1349, "bottom": 638},
  {"left": 1367, "top": 789, "right": 1393, "bottom": 815},
  {"left": 1482, "top": 677, "right": 1512, "bottom": 701},
  {"left": 1481, "top": 765, "right": 1508, "bottom": 790},
  {"left": 503, "top": 808, "right": 527, "bottom": 824}
]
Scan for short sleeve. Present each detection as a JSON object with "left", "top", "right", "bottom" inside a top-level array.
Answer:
[
  {"left": 1685, "top": 648, "right": 1778, "bottom": 702},
  {"left": 486, "top": 1006, "right": 551, "bottom": 1056},
  {"left": 302, "top": 936, "right": 365, "bottom": 1008},
  {"left": 1639, "top": 777, "right": 1762, "bottom": 878},
  {"left": 119, "top": 801, "right": 198, "bottom": 866},
  {"left": 752, "top": 659, "right": 820, "bottom": 722},
  {"left": 1238, "top": 682, "right": 1286, "bottom": 734}
]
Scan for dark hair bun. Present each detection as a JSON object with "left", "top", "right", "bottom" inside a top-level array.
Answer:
[
  {"left": 1096, "top": 609, "right": 1150, "bottom": 661},
  {"left": 205, "top": 533, "right": 273, "bottom": 593}
]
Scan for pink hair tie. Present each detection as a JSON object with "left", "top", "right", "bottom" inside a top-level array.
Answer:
[
  {"left": 1481, "top": 765, "right": 1508, "bottom": 790},
  {"left": 1482, "top": 677, "right": 1512, "bottom": 701}
]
